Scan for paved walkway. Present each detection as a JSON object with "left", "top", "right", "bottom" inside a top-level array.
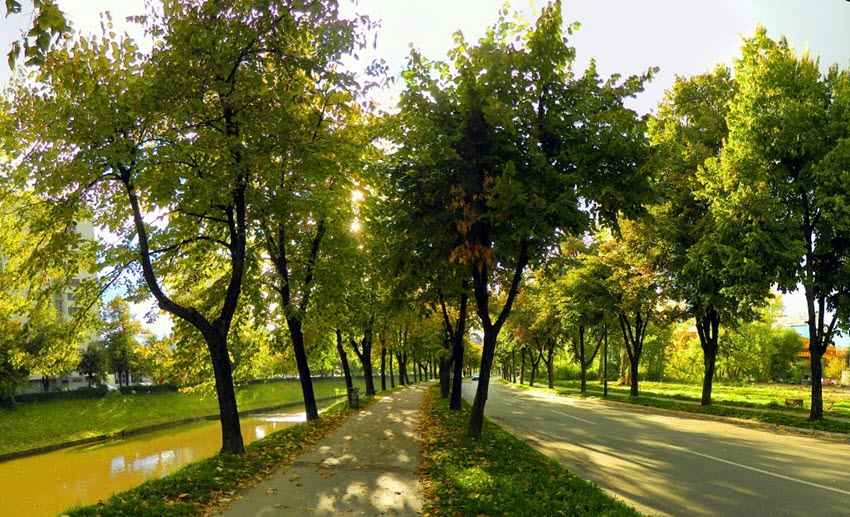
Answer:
[{"left": 221, "top": 385, "right": 426, "bottom": 516}]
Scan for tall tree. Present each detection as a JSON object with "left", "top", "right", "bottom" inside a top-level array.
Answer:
[
  {"left": 390, "top": 2, "right": 652, "bottom": 436},
  {"left": 253, "top": 2, "right": 374, "bottom": 421},
  {"left": 102, "top": 298, "right": 144, "bottom": 387},
  {"left": 707, "top": 28, "right": 850, "bottom": 419},
  {"left": 595, "top": 222, "right": 667, "bottom": 397},
  {"left": 556, "top": 239, "right": 613, "bottom": 393},
  {"left": 648, "top": 66, "right": 773, "bottom": 405},
  {"left": 6, "top": 2, "right": 300, "bottom": 453}
]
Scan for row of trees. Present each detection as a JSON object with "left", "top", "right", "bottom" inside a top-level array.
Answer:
[
  {"left": 492, "top": 27, "right": 850, "bottom": 421},
  {"left": 1, "top": 0, "right": 847, "bottom": 454},
  {"left": 499, "top": 287, "right": 823, "bottom": 389}
]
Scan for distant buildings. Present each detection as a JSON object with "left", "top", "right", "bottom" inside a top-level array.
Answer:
[{"left": 19, "top": 221, "right": 97, "bottom": 394}]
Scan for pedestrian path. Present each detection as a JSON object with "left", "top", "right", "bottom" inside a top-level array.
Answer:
[{"left": 220, "top": 384, "right": 426, "bottom": 516}]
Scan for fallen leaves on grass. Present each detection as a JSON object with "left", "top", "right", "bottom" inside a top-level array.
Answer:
[{"left": 418, "top": 386, "right": 639, "bottom": 517}]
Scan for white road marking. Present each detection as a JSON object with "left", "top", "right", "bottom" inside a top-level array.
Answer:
[
  {"left": 664, "top": 444, "right": 850, "bottom": 497},
  {"left": 548, "top": 409, "right": 594, "bottom": 425}
]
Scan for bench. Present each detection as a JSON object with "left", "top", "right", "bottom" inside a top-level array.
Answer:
[
  {"left": 347, "top": 387, "right": 360, "bottom": 409},
  {"left": 784, "top": 398, "right": 804, "bottom": 408}
]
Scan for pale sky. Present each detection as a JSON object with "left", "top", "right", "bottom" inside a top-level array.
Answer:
[{"left": 3, "top": 1, "right": 849, "bottom": 340}]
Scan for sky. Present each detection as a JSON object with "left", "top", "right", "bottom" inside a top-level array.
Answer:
[{"left": 2, "top": 1, "right": 849, "bottom": 341}]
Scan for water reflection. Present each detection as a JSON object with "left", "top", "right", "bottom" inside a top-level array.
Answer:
[{"left": 0, "top": 410, "right": 308, "bottom": 517}]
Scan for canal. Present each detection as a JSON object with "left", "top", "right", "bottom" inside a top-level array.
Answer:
[{"left": 0, "top": 407, "right": 321, "bottom": 516}]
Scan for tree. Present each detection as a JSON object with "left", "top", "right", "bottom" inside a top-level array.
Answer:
[
  {"left": 595, "top": 222, "right": 667, "bottom": 397},
  {"left": 707, "top": 28, "right": 850, "bottom": 419},
  {"left": 507, "top": 279, "right": 560, "bottom": 388},
  {"left": 4, "top": 0, "right": 71, "bottom": 67},
  {"left": 335, "top": 328, "right": 355, "bottom": 398},
  {"left": 555, "top": 239, "right": 614, "bottom": 393},
  {"left": 103, "top": 298, "right": 143, "bottom": 386},
  {"left": 390, "top": 1, "right": 652, "bottom": 437},
  {"left": 6, "top": 2, "right": 295, "bottom": 453},
  {"left": 253, "top": 3, "right": 376, "bottom": 421},
  {"left": 648, "top": 66, "right": 774, "bottom": 405},
  {"left": 78, "top": 343, "right": 107, "bottom": 387}
]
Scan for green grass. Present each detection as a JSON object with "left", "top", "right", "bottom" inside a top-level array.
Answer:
[
  {"left": 556, "top": 379, "right": 850, "bottom": 416},
  {"left": 419, "top": 386, "right": 639, "bottom": 517},
  {"left": 0, "top": 377, "right": 379, "bottom": 456},
  {"left": 509, "top": 380, "right": 850, "bottom": 435},
  {"left": 553, "top": 379, "right": 850, "bottom": 419},
  {"left": 65, "top": 398, "right": 356, "bottom": 517}
]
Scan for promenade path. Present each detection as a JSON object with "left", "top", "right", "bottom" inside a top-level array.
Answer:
[{"left": 221, "top": 385, "right": 425, "bottom": 516}]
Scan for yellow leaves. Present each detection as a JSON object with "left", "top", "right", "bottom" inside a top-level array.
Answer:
[{"left": 449, "top": 243, "right": 494, "bottom": 269}]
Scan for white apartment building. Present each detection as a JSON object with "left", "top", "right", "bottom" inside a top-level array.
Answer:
[{"left": 19, "top": 220, "right": 98, "bottom": 394}]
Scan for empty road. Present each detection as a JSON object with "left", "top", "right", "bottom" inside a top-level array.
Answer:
[{"left": 463, "top": 381, "right": 850, "bottom": 517}]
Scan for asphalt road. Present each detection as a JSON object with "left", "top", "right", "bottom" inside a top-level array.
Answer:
[{"left": 462, "top": 381, "right": 850, "bottom": 517}]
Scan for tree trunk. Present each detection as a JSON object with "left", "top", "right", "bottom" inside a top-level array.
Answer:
[
  {"left": 440, "top": 354, "right": 451, "bottom": 398},
  {"left": 404, "top": 352, "right": 410, "bottom": 384},
  {"left": 450, "top": 333, "right": 464, "bottom": 410},
  {"left": 619, "top": 312, "right": 647, "bottom": 398},
  {"left": 380, "top": 343, "right": 387, "bottom": 391},
  {"left": 603, "top": 327, "right": 608, "bottom": 397},
  {"left": 206, "top": 331, "right": 245, "bottom": 454},
  {"left": 629, "top": 356, "right": 639, "bottom": 397},
  {"left": 468, "top": 331, "right": 497, "bottom": 437},
  {"left": 511, "top": 350, "right": 516, "bottom": 382},
  {"left": 396, "top": 352, "right": 406, "bottom": 385},
  {"left": 288, "top": 318, "right": 319, "bottom": 421},
  {"left": 580, "top": 361, "right": 587, "bottom": 394},
  {"left": 352, "top": 332, "right": 375, "bottom": 396},
  {"left": 578, "top": 326, "right": 586, "bottom": 393},
  {"left": 519, "top": 349, "right": 526, "bottom": 384},
  {"left": 413, "top": 353, "right": 419, "bottom": 383},
  {"left": 619, "top": 346, "right": 629, "bottom": 386},
  {"left": 450, "top": 293, "right": 468, "bottom": 410},
  {"left": 696, "top": 309, "right": 720, "bottom": 406},
  {"left": 701, "top": 346, "right": 718, "bottom": 406},
  {"left": 336, "top": 329, "right": 353, "bottom": 396},
  {"left": 530, "top": 348, "right": 543, "bottom": 387},
  {"left": 546, "top": 340, "right": 555, "bottom": 389},
  {"left": 389, "top": 351, "right": 395, "bottom": 388},
  {"left": 810, "top": 350, "right": 824, "bottom": 420}
]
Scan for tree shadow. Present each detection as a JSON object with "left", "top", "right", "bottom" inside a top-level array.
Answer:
[{"left": 464, "top": 381, "right": 850, "bottom": 517}]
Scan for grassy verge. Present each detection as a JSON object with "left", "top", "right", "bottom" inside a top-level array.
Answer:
[
  {"left": 553, "top": 379, "right": 850, "bottom": 418},
  {"left": 511, "top": 381, "right": 850, "bottom": 435},
  {"left": 65, "top": 396, "right": 362, "bottom": 517},
  {"left": 0, "top": 377, "right": 379, "bottom": 456},
  {"left": 418, "top": 386, "right": 638, "bottom": 516}
]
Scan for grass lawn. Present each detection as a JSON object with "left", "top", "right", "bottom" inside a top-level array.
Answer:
[
  {"left": 419, "top": 385, "right": 638, "bottom": 517},
  {"left": 508, "top": 380, "right": 850, "bottom": 435},
  {"left": 553, "top": 379, "right": 850, "bottom": 418},
  {"left": 65, "top": 398, "right": 355, "bottom": 517},
  {"left": 0, "top": 377, "right": 380, "bottom": 456}
]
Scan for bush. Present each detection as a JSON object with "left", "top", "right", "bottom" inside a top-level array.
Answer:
[
  {"left": 118, "top": 384, "right": 178, "bottom": 395},
  {"left": 14, "top": 386, "right": 109, "bottom": 403}
]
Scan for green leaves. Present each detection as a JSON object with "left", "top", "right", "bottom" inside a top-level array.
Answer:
[
  {"left": 712, "top": 27, "right": 850, "bottom": 347},
  {"left": 5, "top": 0, "right": 71, "bottom": 68}
]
